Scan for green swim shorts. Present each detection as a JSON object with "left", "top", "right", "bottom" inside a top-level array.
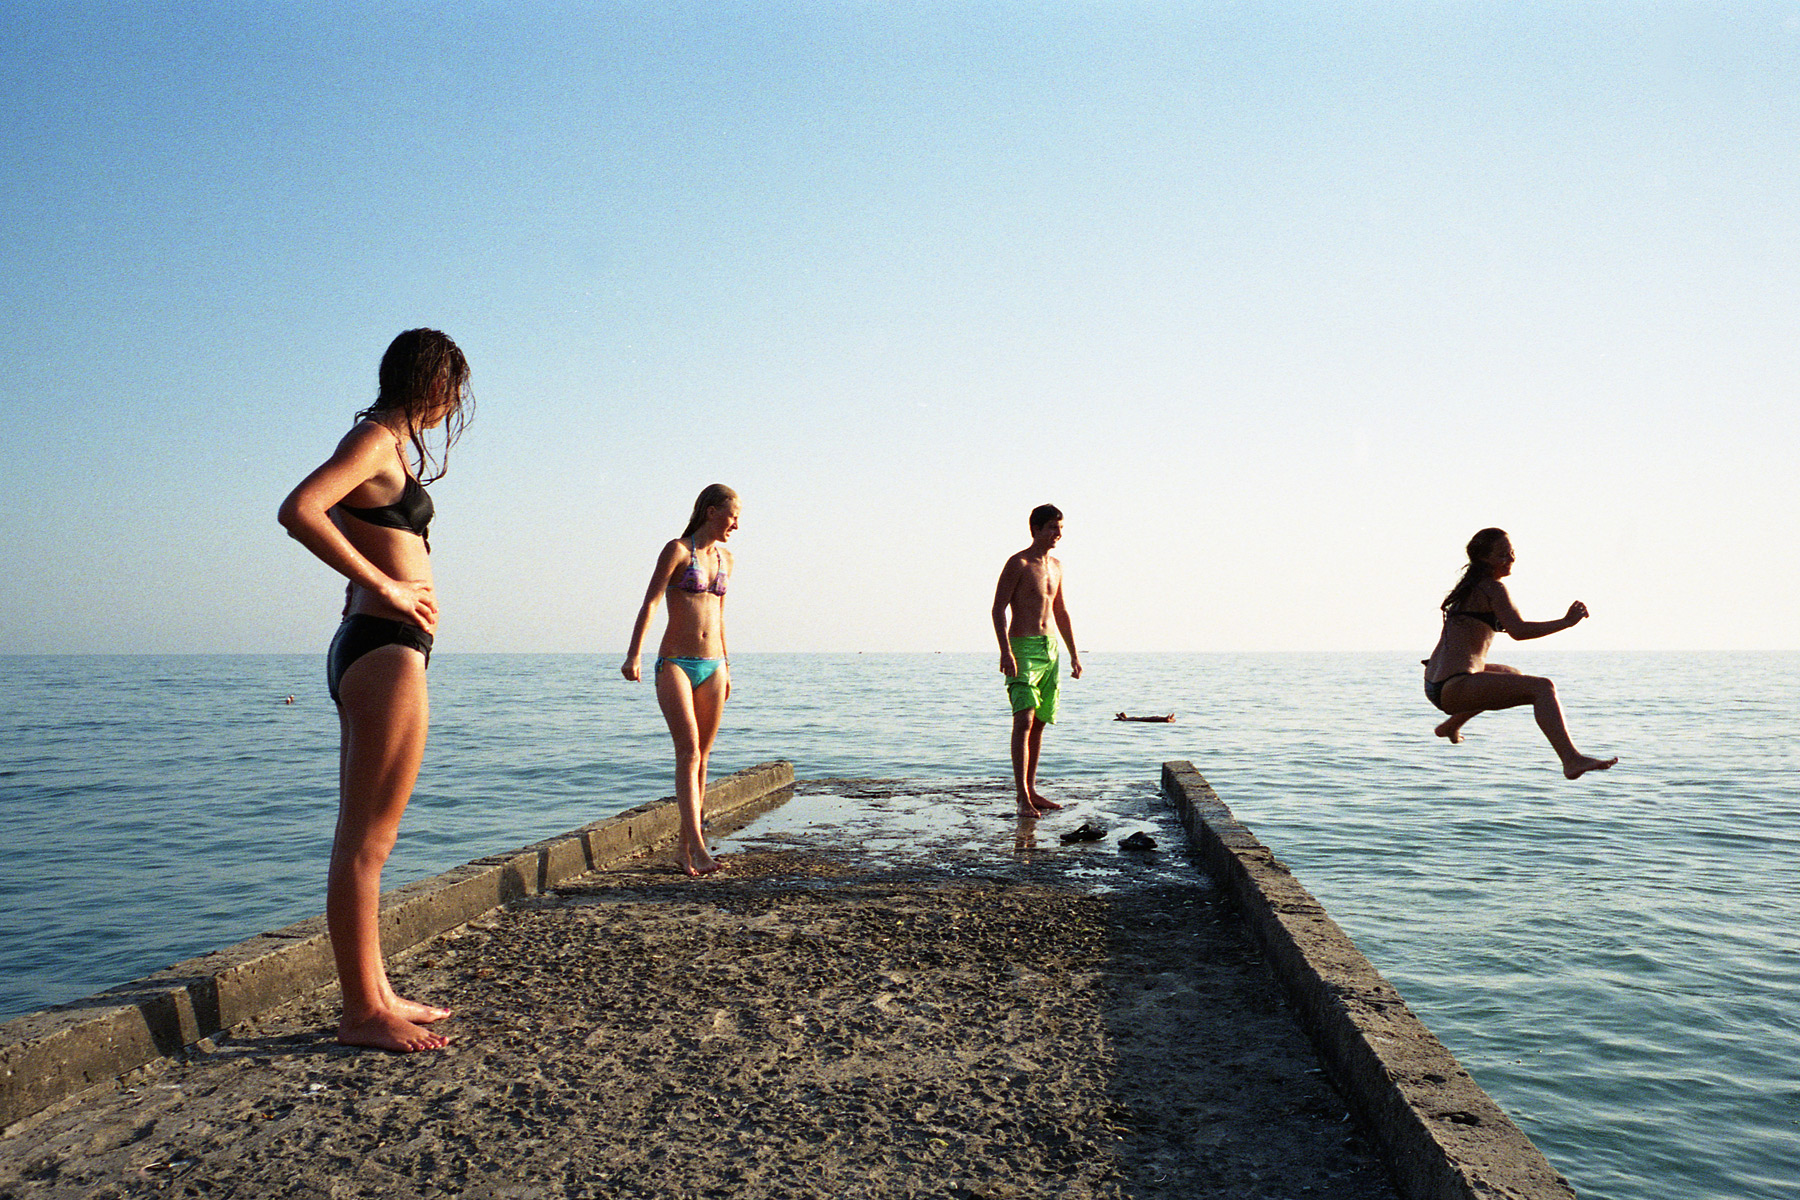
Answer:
[{"left": 1006, "top": 634, "right": 1060, "bottom": 723}]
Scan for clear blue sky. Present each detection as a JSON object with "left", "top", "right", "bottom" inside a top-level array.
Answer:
[{"left": 2, "top": 2, "right": 1795, "bottom": 654}]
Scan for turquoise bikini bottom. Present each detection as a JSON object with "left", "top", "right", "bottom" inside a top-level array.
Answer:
[{"left": 657, "top": 656, "right": 725, "bottom": 688}]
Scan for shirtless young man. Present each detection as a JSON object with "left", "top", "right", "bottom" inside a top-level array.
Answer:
[{"left": 993, "top": 504, "right": 1084, "bottom": 817}]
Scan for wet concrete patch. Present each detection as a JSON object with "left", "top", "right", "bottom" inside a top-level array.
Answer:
[{"left": 715, "top": 778, "right": 1200, "bottom": 893}]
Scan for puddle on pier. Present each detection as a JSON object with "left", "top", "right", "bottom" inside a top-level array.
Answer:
[{"left": 712, "top": 777, "right": 1209, "bottom": 894}]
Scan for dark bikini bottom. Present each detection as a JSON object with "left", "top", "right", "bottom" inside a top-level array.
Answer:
[
  {"left": 327, "top": 614, "right": 433, "bottom": 705},
  {"left": 1424, "top": 671, "right": 1471, "bottom": 715}
]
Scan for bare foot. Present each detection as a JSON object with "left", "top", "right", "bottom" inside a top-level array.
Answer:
[
  {"left": 679, "top": 850, "right": 727, "bottom": 877},
  {"left": 1435, "top": 719, "right": 1465, "bottom": 744},
  {"left": 389, "top": 996, "right": 452, "bottom": 1024},
  {"left": 337, "top": 1011, "right": 450, "bottom": 1053},
  {"left": 1016, "top": 799, "right": 1041, "bottom": 819},
  {"left": 1564, "top": 755, "right": 1619, "bottom": 780},
  {"left": 1029, "top": 793, "right": 1064, "bottom": 812}
]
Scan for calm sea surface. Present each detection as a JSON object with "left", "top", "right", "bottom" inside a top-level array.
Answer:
[{"left": 1, "top": 651, "right": 1795, "bottom": 1199}]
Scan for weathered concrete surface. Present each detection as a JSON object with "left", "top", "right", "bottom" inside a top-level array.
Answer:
[
  {"left": 0, "top": 778, "right": 1397, "bottom": 1200},
  {"left": 1161, "top": 761, "right": 1576, "bottom": 1200},
  {"left": 2, "top": 763, "right": 1574, "bottom": 1200},
  {"left": 0, "top": 761, "right": 794, "bottom": 1131}
]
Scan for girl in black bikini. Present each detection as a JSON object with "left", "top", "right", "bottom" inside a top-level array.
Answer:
[
  {"left": 1423, "top": 528, "right": 1617, "bottom": 780},
  {"left": 278, "top": 329, "right": 471, "bottom": 1051}
]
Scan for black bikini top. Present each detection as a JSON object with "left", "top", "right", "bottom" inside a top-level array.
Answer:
[
  {"left": 337, "top": 473, "right": 433, "bottom": 548},
  {"left": 1450, "top": 606, "right": 1503, "bottom": 632}
]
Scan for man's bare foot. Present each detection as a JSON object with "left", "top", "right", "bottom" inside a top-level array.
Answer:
[
  {"left": 337, "top": 1011, "right": 450, "bottom": 1053},
  {"left": 1029, "top": 793, "right": 1064, "bottom": 812},
  {"left": 389, "top": 996, "right": 452, "bottom": 1024},
  {"left": 1434, "top": 719, "right": 1465, "bottom": 744},
  {"left": 1016, "top": 799, "right": 1041, "bottom": 818},
  {"left": 1564, "top": 755, "right": 1618, "bottom": 780}
]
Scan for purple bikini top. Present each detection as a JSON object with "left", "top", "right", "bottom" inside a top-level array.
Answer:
[{"left": 674, "top": 538, "right": 727, "bottom": 596}]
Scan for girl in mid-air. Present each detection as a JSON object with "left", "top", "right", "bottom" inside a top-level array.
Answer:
[{"left": 1422, "top": 528, "right": 1617, "bottom": 780}]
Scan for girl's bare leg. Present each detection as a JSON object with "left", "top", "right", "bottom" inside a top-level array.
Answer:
[
  {"left": 331, "top": 646, "right": 449, "bottom": 1052},
  {"left": 1435, "top": 665, "right": 1520, "bottom": 742},
  {"left": 690, "top": 665, "right": 728, "bottom": 850},
  {"left": 1439, "top": 671, "right": 1617, "bottom": 779},
  {"left": 657, "top": 665, "right": 725, "bottom": 876},
  {"left": 1435, "top": 712, "right": 1477, "bottom": 743},
  {"left": 691, "top": 665, "right": 727, "bottom": 806}
]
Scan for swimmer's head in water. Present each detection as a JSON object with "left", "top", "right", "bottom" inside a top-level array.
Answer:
[
  {"left": 1029, "top": 503, "right": 1062, "bottom": 532},
  {"left": 682, "top": 483, "right": 741, "bottom": 540},
  {"left": 358, "top": 328, "right": 473, "bottom": 484}
]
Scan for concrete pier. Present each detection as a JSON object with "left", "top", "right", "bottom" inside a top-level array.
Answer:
[
  {"left": 0, "top": 763, "right": 1573, "bottom": 1199},
  {"left": 0, "top": 761, "right": 797, "bottom": 1132}
]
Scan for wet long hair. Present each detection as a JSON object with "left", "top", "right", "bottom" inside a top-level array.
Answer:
[
  {"left": 1441, "top": 527, "right": 1508, "bottom": 616},
  {"left": 354, "top": 328, "right": 472, "bottom": 484},
  {"left": 681, "top": 484, "right": 739, "bottom": 539}
]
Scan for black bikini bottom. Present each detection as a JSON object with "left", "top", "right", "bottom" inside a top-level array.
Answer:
[
  {"left": 327, "top": 614, "right": 433, "bottom": 705},
  {"left": 1424, "top": 671, "right": 1471, "bottom": 714}
]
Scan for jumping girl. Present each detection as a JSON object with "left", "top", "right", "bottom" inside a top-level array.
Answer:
[{"left": 1422, "top": 527, "right": 1617, "bottom": 780}]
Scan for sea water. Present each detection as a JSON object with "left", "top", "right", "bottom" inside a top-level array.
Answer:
[{"left": 0, "top": 652, "right": 1795, "bottom": 1200}]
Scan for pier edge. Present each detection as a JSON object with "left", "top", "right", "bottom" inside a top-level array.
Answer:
[{"left": 1161, "top": 759, "right": 1576, "bottom": 1200}]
